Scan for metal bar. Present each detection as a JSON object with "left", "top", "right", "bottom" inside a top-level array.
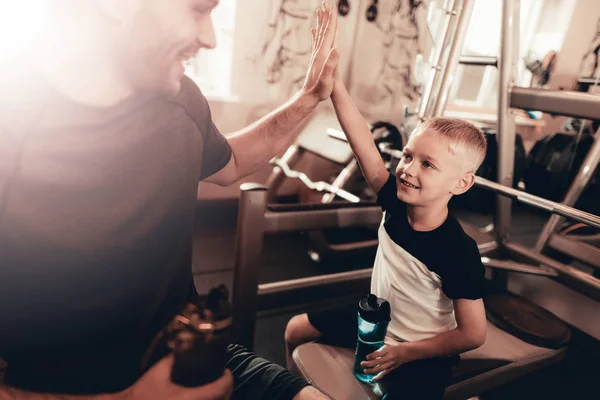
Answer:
[
  {"left": 258, "top": 268, "right": 372, "bottom": 295},
  {"left": 505, "top": 241, "right": 600, "bottom": 302},
  {"left": 535, "top": 134, "right": 600, "bottom": 250},
  {"left": 322, "top": 158, "right": 360, "bottom": 203},
  {"left": 495, "top": 0, "right": 520, "bottom": 245},
  {"left": 419, "top": 0, "right": 459, "bottom": 120},
  {"left": 459, "top": 55, "right": 498, "bottom": 67},
  {"left": 563, "top": 233, "right": 600, "bottom": 244},
  {"left": 547, "top": 234, "right": 600, "bottom": 269},
  {"left": 475, "top": 176, "right": 600, "bottom": 229},
  {"left": 231, "top": 183, "right": 268, "bottom": 349},
  {"left": 270, "top": 158, "right": 360, "bottom": 203},
  {"left": 478, "top": 241, "right": 499, "bottom": 255},
  {"left": 257, "top": 279, "right": 369, "bottom": 315},
  {"left": 481, "top": 257, "right": 558, "bottom": 277},
  {"left": 510, "top": 87, "right": 600, "bottom": 120},
  {"left": 432, "top": 0, "right": 477, "bottom": 116},
  {"left": 319, "top": 239, "right": 379, "bottom": 252},
  {"left": 266, "top": 145, "right": 303, "bottom": 202},
  {"left": 459, "top": 220, "right": 495, "bottom": 245},
  {"left": 264, "top": 206, "right": 382, "bottom": 234}
]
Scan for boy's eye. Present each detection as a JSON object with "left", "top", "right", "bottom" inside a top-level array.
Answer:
[
  {"left": 402, "top": 153, "right": 412, "bottom": 161},
  {"left": 423, "top": 161, "right": 435, "bottom": 169}
]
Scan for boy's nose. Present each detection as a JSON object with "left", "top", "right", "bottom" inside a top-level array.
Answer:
[{"left": 403, "top": 162, "right": 417, "bottom": 177}]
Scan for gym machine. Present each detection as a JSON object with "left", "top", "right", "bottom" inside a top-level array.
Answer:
[{"left": 230, "top": 0, "right": 600, "bottom": 398}]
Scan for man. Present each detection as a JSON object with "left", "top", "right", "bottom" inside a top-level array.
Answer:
[{"left": 0, "top": 0, "right": 338, "bottom": 398}]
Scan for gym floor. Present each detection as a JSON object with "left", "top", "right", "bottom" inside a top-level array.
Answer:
[{"left": 192, "top": 200, "right": 599, "bottom": 399}]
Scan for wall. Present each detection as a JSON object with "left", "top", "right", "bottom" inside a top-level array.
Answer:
[{"left": 198, "top": 0, "right": 432, "bottom": 201}]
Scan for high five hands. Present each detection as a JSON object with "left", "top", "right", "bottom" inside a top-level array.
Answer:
[{"left": 302, "top": 1, "right": 340, "bottom": 102}]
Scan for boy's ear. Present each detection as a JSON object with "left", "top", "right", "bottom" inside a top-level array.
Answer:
[{"left": 451, "top": 172, "right": 476, "bottom": 195}]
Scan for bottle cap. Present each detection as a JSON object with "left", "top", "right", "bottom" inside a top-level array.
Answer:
[{"left": 358, "top": 294, "right": 391, "bottom": 324}]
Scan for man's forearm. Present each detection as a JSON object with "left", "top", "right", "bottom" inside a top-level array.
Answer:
[
  {"left": 0, "top": 386, "right": 118, "bottom": 400},
  {"left": 226, "top": 92, "right": 319, "bottom": 181},
  {"left": 402, "top": 328, "right": 482, "bottom": 362}
]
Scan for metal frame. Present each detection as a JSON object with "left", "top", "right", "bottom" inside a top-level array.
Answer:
[
  {"left": 474, "top": 177, "right": 600, "bottom": 230},
  {"left": 535, "top": 133, "right": 600, "bottom": 251},
  {"left": 504, "top": 241, "right": 600, "bottom": 302},
  {"left": 265, "top": 145, "right": 303, "bottom": 202},
  {"left": 547, "top": 234, "right": 600, "bottom": 270},
  {"left": 419, "top": 0, "right": 460, "bottom": 120},
  {"left": 321, "top": 158, "right": 359, "bottom": 204},
  {"left": 481, "top": 257, "right": 557, "bottom": 277},
  {"left": 494, "top": 0, "right": 600, "bottom": 282},
  {"left": 230, "top": 0, "right": 600, "bottom": 351},
  {"left": 232, "top": 186, "right": 382, "bottom": 348},
  {"left": 510, "top": 88, "right": 600, "bottom": 120},
  {"left": 231, "top": 184, "right": 268, "bottom": 348},
  {"left": 495, "top": 0, "right": 520, "bottom": 245},
  {"left": 232, "top": 174, "right": 600, "bottom": 349},
  {"left": 459, "top": 55, "right": 498, "bottom": 67},
  {"left": 432, "top": 0, "right": 477, "bottom": 117}
]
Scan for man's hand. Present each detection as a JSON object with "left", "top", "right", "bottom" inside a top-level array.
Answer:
[
  {"left": 360, "top": 337, "right": 408, "bottom": 382},
  {"left": 301, "top": 1, "right": 339, "bottom": 102},
  {"left": 123, "top": 355, "right": 233, "bottom": 400}
]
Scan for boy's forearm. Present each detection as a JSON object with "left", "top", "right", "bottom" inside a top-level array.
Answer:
[
  {"left": 330, "top": 83, "right": 389, "bottom": 193},
  {"left": 0, "top": 386, "right": 120, "bottom": 400},
  {"left": 402, "top": 328, "right": 482, "bottom": 362}
]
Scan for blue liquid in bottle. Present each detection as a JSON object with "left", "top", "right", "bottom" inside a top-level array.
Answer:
[
  {"left": 353, "top": 337, "right": 385, "bottom": 383},
  {"left": 353, "top": 309, "right": 389, "bottom": 384}
]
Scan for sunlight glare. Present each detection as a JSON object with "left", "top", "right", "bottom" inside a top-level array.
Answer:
[{"left": 0, "top": 0, "right": 48, "bottom": 62}]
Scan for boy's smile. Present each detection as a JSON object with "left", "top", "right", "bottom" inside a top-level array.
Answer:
[
  {"left": 395, "top": 129, "right": 465, "bottom": 207},
  {"left": 398, "top": 178, "right": 420, "bottom": 190}
]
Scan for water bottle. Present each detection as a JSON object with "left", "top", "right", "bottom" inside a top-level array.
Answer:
[
  {"left": 353, "top": 294, "right": 391, "bottom": 383},
  {"left": 169, "top": 285, "right": 232, "bottom": 387}
]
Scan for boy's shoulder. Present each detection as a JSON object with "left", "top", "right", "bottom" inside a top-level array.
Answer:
[
  {"left": 437, "top": 214, "right": 481, "bottom": 258},
  {"left": 435, "top": 214, "right": 486, "bottom": 299},
  {"left": 434, "top": 211, "right": 469, "bottom": 239}
]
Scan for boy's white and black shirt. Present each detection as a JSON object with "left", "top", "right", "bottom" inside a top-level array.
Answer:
[{"left": 372, "top": 173, "right": 486, "bottom": 342}]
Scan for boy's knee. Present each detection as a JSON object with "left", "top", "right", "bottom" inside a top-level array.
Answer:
[{"left": 285, "top": 314, "right": 318, "bottom": 347}]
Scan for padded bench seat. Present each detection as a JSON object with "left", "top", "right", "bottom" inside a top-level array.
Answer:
[{"left": 291, "top": 321, "right": 567, "bottom": 400}]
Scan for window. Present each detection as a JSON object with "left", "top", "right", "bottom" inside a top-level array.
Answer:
[
  {"left": 0, "top": 1, "right": 47, "bottom": 62},
  {"left": 184, "top": 0, "right": 238, "bottom": 100},
  {"left": 448, "top": 0, "right": 575, "bottom": 109}
]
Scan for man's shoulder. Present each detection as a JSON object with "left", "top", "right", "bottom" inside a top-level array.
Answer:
[{"left": 168, "top": 76, "right": 211, "bottom": 124}]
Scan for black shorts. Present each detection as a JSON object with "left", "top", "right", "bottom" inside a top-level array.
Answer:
[
  {"left": 307, "top": 302, "right": 359, "bottom": 348},
  {"left": 307, "top": 303, "right": 456, "bottom": 400},
  {"left": 226, "top": 344, "right": 309, "bottom": 400}
]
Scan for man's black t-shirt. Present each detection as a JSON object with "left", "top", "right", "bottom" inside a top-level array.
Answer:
[{"left": 0, "top": 68, "right": 232, "bottom": 393}]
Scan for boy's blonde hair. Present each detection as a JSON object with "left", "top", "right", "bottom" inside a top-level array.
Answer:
[{"left": 412, "top": 117, "right": 487, "bottom": 173}]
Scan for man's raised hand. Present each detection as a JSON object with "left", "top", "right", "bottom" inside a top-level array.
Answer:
[{"left": 301, "top": 1, "right": 339, "bottom": 102}]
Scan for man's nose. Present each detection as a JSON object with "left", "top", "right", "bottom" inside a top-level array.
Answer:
[{"left": 197, "top": 16, "right": 217, "bottom": 49}]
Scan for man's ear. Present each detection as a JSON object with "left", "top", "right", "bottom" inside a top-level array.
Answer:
[{"left": 451, "top": 171, "right": 476, "bottom": 195}]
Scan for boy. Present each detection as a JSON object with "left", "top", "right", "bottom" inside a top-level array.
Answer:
[{"left": 284, "top": 77, "right": 488, "bottom": 399}]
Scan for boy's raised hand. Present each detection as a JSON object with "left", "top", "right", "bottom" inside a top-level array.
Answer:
[{"left": 301, "top": 1, "right": 339, "bottom": 102}]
